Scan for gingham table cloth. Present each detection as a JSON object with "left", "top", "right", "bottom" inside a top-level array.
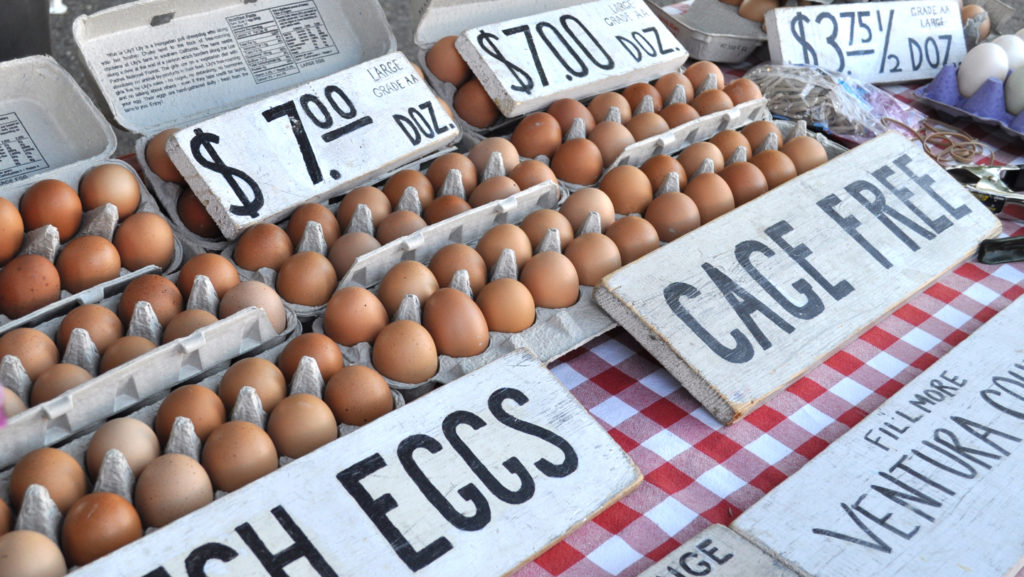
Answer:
[{"left": 514, "top": 77, "right": 1024, "bottom": 577}]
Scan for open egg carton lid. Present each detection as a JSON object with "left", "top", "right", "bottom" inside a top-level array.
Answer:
[
  {"left": 647, "top": 0, "right": 768, "bottom": 64},
  {"left": 914, "top": 64, "right": 1024, "bottom": 142}
]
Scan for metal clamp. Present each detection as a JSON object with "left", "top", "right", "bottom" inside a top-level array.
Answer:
[{"left": 946, "top": 164, "right": 1024, "bottom": 215}]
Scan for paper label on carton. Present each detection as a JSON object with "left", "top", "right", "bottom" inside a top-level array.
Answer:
[
  {"left": 0, "top": 112, "right": 49, "bottom": 185},
  {"left": 732, "top": 296, "right": 1024, "bottom": 577},
  {"left": 596, "top": 132, "right": 1001, "bottom": 424},
  {"left": 70, "top": 350, "right": 641, "bottom": 577},
  {"left": 167, "top": 52, "right": 460, "bottom": 239},
  {"left": 455, "top": 0, "right": 688, "bottom": 117},
  {"left": 766, "top": 0, "right": 966, "bottom": 84}
]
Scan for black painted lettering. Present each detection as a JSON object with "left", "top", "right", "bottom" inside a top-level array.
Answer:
[
  {"left": 871, "top": 165, "right": 952, "bottom": 235},
  {"left": 185, "top": 543, "right": 239, "bottom": 577},
  {"left": 443, "top": 410, "right": 535, "bottom": 505},
  {"left": 896, "top": 410, "right": 923, "bottom": 423},
  {"left": 812, "top": 500, "right": 893, "bottom": 552},
  {"left": 845, "top": 179, "right": 934, "bottom": 251},
  {"left": 915, "top": 442, "right": 978, "bottom": 479},
  {"left": 940, "top": 370, "right": 968, "bottom": 388},
  {"left": 235, "top": 506, "right": 338, "bottom": 577},
  {"left": 884, "top": 421, "right": 911, "bottom": 434},
  {"left": 931, "top": 427, "right": 1001, "bottom": 469},
  {"left": 337, "top": 454, "right": 451, "bottom": 571},
  {"left": 818, "top": 193, "right": 891, "bottom": 268},
  {"left": 678, "top": 551, "right": 711, "bottom": 575},
  {"left": 992, "top": 370, "right": 1024, "bottom": 400},
  {"left": 923, "top": 389, "right": 946, "bottom": 403},
  {"left": 890, "top": 454, "right": 955, "bottom": 496},
  {"left": 929, "top": 379, "right": 961, "bottom": 397},
  {"left": 909, "top": 392, "right": 940, "bottom": 413},
  {"left": 696, "top": 538, "right": 733, "bottom": 564},
  {"left": 765, "top": 220, "right": 854, "bottom": 301},
  {"left": 393, "top": 113, "right": 421, "bottom": 145},
  {"left": 871, "top": 472, "right": 942, "bottom": 522},
  {"left": 421, "top": 101, "right": 449, "bottom": 135},
  {"left": 142, "top": 568, "right": 171, "bottom": 577},
  {"left": 488, "top": 387, "right": 579, "bottom": 478},
  {"left": 865, "top": 429, "right": 891, "bottom": 451},
  {"left": 704, "top": 262, "right": 795, "bottom": 351},
  {"left": 852, "top": 494, "right": 920, "bottom": 540},
  {"left": 893, "top": 154, "right": 971, "bottom": 219},
  {"left": 951, "top": 416, "right": 1022, "bottom": 457},
  {"left": 643, "top": 26, "right": 674, "bottom": 54},
  {"left": 735, "top": 239, "right": 825, "bottom": 320},
  {"left": 982, "top": 389, "right": 1024, "bottom": 419},
  {"left": 663, "top": 282, "right": 754, "bottom": 363},
  {"left": 397, "top": 433, "right": 491, "bottom": 530}
]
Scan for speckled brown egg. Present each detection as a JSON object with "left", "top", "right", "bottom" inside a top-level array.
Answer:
[
  {"left": 57, "top": 304, "right": 123, "bottom": 355},
  {"left": 0, "top": 254, "right": 60, "bottom": 319},
  {"left": 202, "top": 420, "right": 277, "bottom": 492},
  {"left": 10, "top": 447, "right": 87, "bottom": 513},
  {"left": 287, "top": 202, "right": 340, "bottom": 247},
  {"left": 0, "top": 197, "right": 24, "bottom": 266},
  {"left": 134, "top": 453, "right": 213, "bottom": 528},
  {"left": 30, "top": 363, "right": 93, "bottom": 405},
  {"left": 324, "top": 365, "right": 394, "bottom": 425},
  {"left": 118, "top": 273, "right": 183, "bottom": 327},
  {"left": 510, "top": 112, "right": 563, "bottom": 159},
  {"left": 178, "top": 253, "right": 239, "bottom": 299},
  {"left": 19, "top": 179, "right": 81, "bottom": 241},
  {"left": 323, "top": 286, "right": 389, "bottom": 346},
  {"left": 114, "top": 211, "right": 176, "bottom": 271},
  {"left": 0, "top": 327, "right": 58, "bottom": 382},
  {"left": 372, "top": 320, "right": 438, "bottom": 383},
  {"left": 644, "top": 191, "right": 701, "bottom": 242},
  {"left": 233, "top": 223, "right": 293, "bottom": 272},
  {"left": 0, "top": 530, "right": 66, "bottom": 577},
  {"left": 99, "top": 335, "right": 156, "bottom": 373},
  {"left": 57, "top": 235, "right": 121, "bottom": 294},
  {"left": 468, "top": 175, "right": 521, "bottom": 207},
  {"left": 276, "top": 251, "right": 337, "bottom": 307},
  {"left": 277, "top": 332, "right": 345, "bottom": 383},
  {"left": 61, "top": 492, "right": 142, "bottom": 566},
  {"left": 153, "top": 383, "right": 226, "bottom": 446}
]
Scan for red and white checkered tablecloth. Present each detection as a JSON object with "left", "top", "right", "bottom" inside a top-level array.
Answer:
[{"left": 514, "top": 78, "right": 1024, "bottom": 576}]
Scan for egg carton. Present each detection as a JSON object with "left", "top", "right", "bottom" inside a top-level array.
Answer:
[
  {"left": 915, "top": 63, "right": 1024, "bottom": 142},
  {"left": 647, "top": 0, "right": 768, "bottom": 64}
]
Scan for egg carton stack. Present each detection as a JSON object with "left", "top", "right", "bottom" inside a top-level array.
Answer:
[{"left": 647, "top": 0, "right": 768, "bottom": 63}]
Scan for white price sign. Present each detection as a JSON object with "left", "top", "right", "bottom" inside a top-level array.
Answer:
[
  {"left": 167, "top": 52, "right": 459, "bottom": 239},
  {"left": 766, "top": 0, "right": 966, "bottom": 84},
  {"left": 455, "top": 0, "right": 688, "bottom": 118}
]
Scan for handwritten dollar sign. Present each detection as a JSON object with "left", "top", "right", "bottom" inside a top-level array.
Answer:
[
  {"left": 790, "top": 13, "right": 818, "bottom": 66},
  {"left": 476, "top": 30, "right": 535, "bottom": 94},
  {"left": 189, "top": 128, "right": 264, "bottom": 219}
]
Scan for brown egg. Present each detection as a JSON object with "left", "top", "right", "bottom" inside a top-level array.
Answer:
[
  {"left": 2, "top": 386, "right": 26, "bottom": 417},
  {"left": 751, "top": 149, "right": 799, "bottom": 188},
  {"left": 276, "top": 251, "right": 337, "bottom": 307},
  {"left": 219, "top": 280, "right": 288, "bottom": 334},
  {"left": 641, "top": 154, "right": 687, "bottom": 191},
  {"left": 547, "top": 98, "right": 595, "bottom": 134},
  {"left": 145, "top": 128, "right": 185, "bottom": 183},
  {"left": 655, "top": 72, "right": 695, "bottom": 104},
  {"left": 692, "top": 89, "right": 734, "bottom": 116},
  {"left": 476, "top": 277, "right": 535, "bottom": 332},
  {"left": 30, "top": 363, "right": 93, "bottom": 405},
  {"left": 375, "top": 210, "right": 428, "bottom": 244},
  {"left": 233, "top": 223, "right": 293, "bottom": 271},
  {"left": 154, "top": 384, "right": 226, "bottom": 446},
  {"left": 20, "top": 179, "right": 81, "bottom": 241},
  {"left": 600, "top": 165, "right": 654, "bottom": 214},
  {"left": 659, "top": 102, "right": 700, "bottom": 128},
  {"left": 202, "top": 420, "right": 278, "bottom": 492},
  {"left": 86, "top": 416, "right": 160, "bottom": 480},
  {"left": 0, "top": 530, "right": 67, "bottom": 577},
  {"left": 454, "top": 78, "right": 500, "bottom": 129},
  {"left": 588, "top": 92, "right": 632, "bottom": 124},
  {"left": 162, "top": 308, "right": 218, "bottom": 343},
  {"left": 627, "top": 112, "right": 670, "bottom": 141},
  {"left": 723, "top": 78, "right": 763, "bottom": 104},
  {"left": 134, "top": 453, "right": 213, "bottom": 528},
  {"left": 425, "top": 152, "right": 478, "bottom": 195},
  {"left": 267, "top": 393, "right": 338, "bottom": 459},
  {"left": 780, "top": 135, "right": 829, "bottom": 174},
  {"left": 56, "top": 235, "right": 121, "bottom": 294},
  {"left": 519, "top": 250, "right": 580, "bottom": 308},
  {"left": 565, "top": 233, "right": 622, "bottom": 286},
  {"left": 738, "top": 0, "right": 780, "bottom": 21},
  {"left": 0, "top": 254, "right": 60, "bottom": 319},
  {"left": 550, "top": 138, "right": 603, "bottom": 185},
  {"left": 118, "top": 273, "right": 183, "bottom": 327},
  {"left": 177, "top": 189, "right": 221, "bottom": 239},
  {"left": 0, "top": 327, "right": 58, "bottom": 382},
  {"left": 337, "top": 186, "right": 392, "bottom": 230},
  {"left": 62, "top": 492, "right": 142, "bottom": 566},
  {"left": 560, "top": 187, "right": 615, "bottom": 233},
  {"left": 287, "top": 202, "right": 340, "bottom": 247},
  {"left": 721, "top": 161, "right": 770, "bottom": 205},
  {"left": 324, "top": 365, "right": 393, "bottom": 425},
  {"left": 468, "top": 175, "right": 520, "bottom": 207},
  {"left": 678, "top": 141, "right": 726, "bottom": 177},
  {"left": 429, "top": 243, "right": 488, "bottom": 294},
  {"left": 685, "top": 172, "right": 736, "bottom": 223},
  {"left": 100, "top": 335, "right": 156, "bottom": 373},
  {"left": 0, "top": 198, "right": 24, "bottom": 266},
  {"left": 645, "top": 191, "right": 701, "bottom": 242},
  {"left": 741, "top": 120, "right": 784, "bottom": 151},
  {"left": 519, "top": 208, "right": 574, "bottom": 251},
  {"left": 178, "top": 253, "right": 239, "bottom": 299},
  {"left": 114, "top": 211, "right": 176, "bottom": 271},
  {"left": 606, "top": 215, "right": 661, "bottom": 264},
  {"left": 0, "top": 499, "right": 10, "bottom": 536},
  {"left": 57, "top": 304, "right": 123, "bottom": 354},
  {"left": 622, "top": 82, "right": 663, "bottom": 113},
  {"left": 323, "top": 286, "right": 389, "bottom": 346},
  {"left": 684, "top": 60, "right": 726, "bottom": 89},
  {"left": 588, "top": 120, "right": 636, "bottom": 167},
  {"left": 79, "top": 163, "right": 141, "bottom": 219},
  {"left": 510, "top": 112, "right": 563, "bottom": 159},
  {"left": 277, "top": 332, "right": 345, "bottom": 383},
  {"left": 468, "top": 137, "right": 521, "bottom": 175},
  {"left": 710, "top": 130, "right": 752, "bottom": 161},
  {"left": 509, "top": 159, "right": 558, "bottom": 190},
  {"left": 217, "top": 357, "right": 287, "bottom": 412},
  {"left": 423, "top": 194, "right": 472, "bottom": 224},
  {"left": 328, "top": 231, "right": 381, "bottom": 279},
  {"left": 377, "top": 259, "right": 439, "bottom": 317},
  {"left": 475, "top": 223, "right": 533, "bottom": 272},
  {"left": 961, "top": 4, "right": 990, "bottom": 40},
  {"left": 372, "top": 320, "right": 438, "bottom": 383},
  {"left": 426, "top": 35, "right": 472, "bottom": 86},
  {"left": 383, "top": 169, "right": 434, "bottom": 209},
  {"left": 10, "top": 447, "right": 87, "bottom": 513},
  {"left": 423, "top": 288, "right": 490, "bottom": 357}
]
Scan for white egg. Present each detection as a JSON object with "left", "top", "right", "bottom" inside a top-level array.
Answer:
[
  {"left": 993, "top": 35, "right": 1024, "bottom": 70},
  {"left": 1005, "top": 66, "right": 1024, "bottom": 115},
  {"left": 958, "top": 42, "right": 1009, "bottom": 98}
]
